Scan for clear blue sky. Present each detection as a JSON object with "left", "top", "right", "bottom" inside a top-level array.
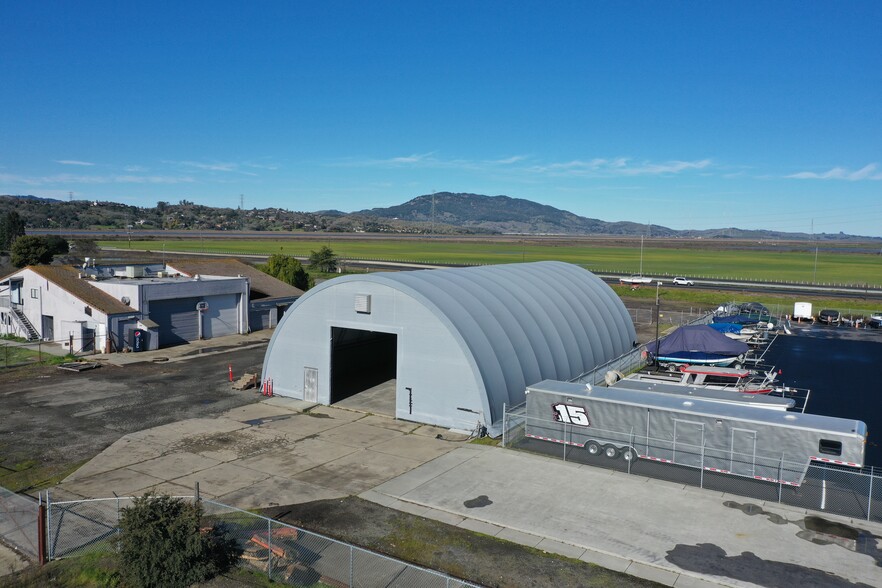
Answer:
[{"left": 2, "top": 2, "right": 881, "bottom": 236}]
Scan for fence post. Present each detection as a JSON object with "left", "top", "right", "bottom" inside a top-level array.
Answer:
[
  {"left": 502, "top": 403, "right": 507, "bottom": 448},
  {"left": 46, "top": 490, "right": 52, "bottom": 561},
  {"left": 868, "top": 470, "right": 874, "bottom": 522},
  {"left": 267, "top": 518, "right": 272, "bottom": 580},
  {"left": 700, "top": 442, "right": 705, "bottom": 489},
  {"left": 778, "top": 456, "right": 784, "bottom": 503},
  {"left": 350, "top": 544, "right": 354, "bottom": 587},
  {"left": 628, "top": 429, "right": 634, "bottom": 475},
  {"left": 38, "top": 500, "right": 46, "bottom": 566}
]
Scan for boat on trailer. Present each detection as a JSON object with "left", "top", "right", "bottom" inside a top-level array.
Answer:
[
  {"left": 646, "top": 325, "right": 749, "bottom": 369},
  {"left": 624, "top": 364, "right": 783, "bottom": 394}
]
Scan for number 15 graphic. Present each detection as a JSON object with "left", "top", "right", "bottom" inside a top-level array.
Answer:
[{"left": 552, "top": 403, "right": 590, "bottom": 427}]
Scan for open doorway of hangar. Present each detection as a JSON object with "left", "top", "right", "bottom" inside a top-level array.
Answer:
[{"left": 330, "top": 326, "right": 397, "bottom": 414}]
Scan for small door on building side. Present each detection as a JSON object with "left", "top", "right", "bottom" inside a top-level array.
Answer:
[
  {"left": 82, "top": 327, "right": 95, "bottom": 352},
  {"left": 304, "top": 367, "right": 318, "bottom": 403},
  {"left": 673, "top": 419, "right": 705, "bottom": 468},
  {"left": 41, "top": 315, "right": 54, "bottom": 341}
]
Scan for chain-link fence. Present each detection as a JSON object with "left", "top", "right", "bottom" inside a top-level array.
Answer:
[
  {"left": 0, "top": 485, "right": 39, "bottom": 559},
  {"left": 628, "top": 307, "right": 711, "bottom": 326},
  {"left": 501, "top": 407, "right": 882, "bottom": 523},
  {"left": 43, "top": 494, "right": 481, "bottom": 587}
]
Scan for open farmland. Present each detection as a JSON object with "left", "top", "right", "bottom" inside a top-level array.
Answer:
[{"left": 100, "top": 236, "right": 882, "bottom": 287}]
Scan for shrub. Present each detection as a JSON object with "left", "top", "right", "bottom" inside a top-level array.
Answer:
[{"left": 118, "top": 493, "right": 241, "bottom": 588}]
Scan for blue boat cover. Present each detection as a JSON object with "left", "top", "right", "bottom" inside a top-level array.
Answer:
[
  {"left": 708, "top": 322, "right": 742, "bottom": 334},
  {"left": 646, "top": 325, "right": 749, "bottom": 356},
  {"left": 712, "top": 313, "right": 768, "bottom": 325}
]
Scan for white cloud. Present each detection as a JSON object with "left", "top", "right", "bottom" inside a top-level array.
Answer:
[
  {"left": 176, "top": 160, "right": 239, "bottom": 172},
  {"left": 786, "top": 163, "right": 882, "bottom": 181},
  {"left": 0, "top": 172, "right": 194, "bottom": 185},
  {"left": 55, "top": 160, "right": 95, "bottom": 166},
  {"left": 528, "top": 158, "right": 711, "bottom": 177}
]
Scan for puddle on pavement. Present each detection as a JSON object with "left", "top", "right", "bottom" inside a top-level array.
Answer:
[
  {"left": 463, "top": 495, "right": 493, "bottom": 508},
  {"left": 724, "top": 501, "right": 881, "bottom": 561},
  {"left": 179, "top": 347, "right": 224, "bottom": 357},
  {"left": 722, "top": 501, "right": 787, "bottom": 524},
  {"left": 243, "top": 415, "right": 292, "bottom": 426}
]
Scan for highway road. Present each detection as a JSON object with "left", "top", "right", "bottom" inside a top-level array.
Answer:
[{"left": 99, "top": 246, "right": 882, "bottom": 302}]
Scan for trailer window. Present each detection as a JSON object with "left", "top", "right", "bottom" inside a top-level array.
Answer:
[{"left": 818, "top": 439, "right": 842, "bottom": 456}]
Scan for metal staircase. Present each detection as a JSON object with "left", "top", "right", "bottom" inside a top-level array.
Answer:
[{"left": 10, "top": 307, "right": 40, "bottom": 341}]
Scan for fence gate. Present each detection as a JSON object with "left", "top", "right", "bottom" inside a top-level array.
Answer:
[
  {"left": 304, "top": 367, "right": 318, "bottom": 403},
  {"left": 673, "top": 419, "right": 704, "bottom": 468}
]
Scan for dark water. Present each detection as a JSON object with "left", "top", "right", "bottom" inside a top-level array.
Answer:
[{"left": 762, "top": 326, "right": 882, "bottom": 466}]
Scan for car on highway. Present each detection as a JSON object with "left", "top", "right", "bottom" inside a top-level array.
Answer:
[
  {"left": 672, "top": 277, "right": 695, "bottom": 286},
  {"left": 868, "top": 311, "right": 882, "bottom": 329}
]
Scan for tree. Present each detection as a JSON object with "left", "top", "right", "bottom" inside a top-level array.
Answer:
[
  {"left": 308, "top": 245, "right": 338, "bottom": 273},
  {"left": 11, "top": 236, "right": 53, "bottom": 267},
  {"left": 0, "top": 211, "right": 26, "bottom": 251},
  {"left": 118, "top": 493, "right": 240, "bottom": 588},
  {"left": 44, "top": 235, "right": 70, "bottom": 255},
  {"left": 262, "top": 253, "right": 313, "bottom": 290}
]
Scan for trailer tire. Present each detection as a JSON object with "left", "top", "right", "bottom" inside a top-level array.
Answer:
[
  {"left": 603, "top": 444, "right": 619, "bottom": 459},
  {"left": 621, "top": 447, "right": 638, "bottom": 462},
  {"left": 585, "top": 441, "right": 602, "bottom": 456}
]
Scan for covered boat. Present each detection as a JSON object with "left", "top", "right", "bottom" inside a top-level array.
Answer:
[{"left": 646, "top": 324, "right": 749, "bottom": 368}]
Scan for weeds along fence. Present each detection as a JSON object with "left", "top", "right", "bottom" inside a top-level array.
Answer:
[
  {"left": 33, "top": 493, "right": 480, "bottom": 588},
  {"left": 501, "top": 408, "right": 882, "bottom": 525}
]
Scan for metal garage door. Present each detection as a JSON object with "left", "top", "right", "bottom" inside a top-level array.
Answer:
[
  {"left": 249, "top": 308, "right": 271, "bottom": 331},
  {"left": 150, "top": 298, "right": 200, "bottom": 347},
  {"left": 202, "top": 294, "right": 239, "bottom": 338}
]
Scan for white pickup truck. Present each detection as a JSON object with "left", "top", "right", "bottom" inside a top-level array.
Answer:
[{"left": 672, "top": 277, "right": 695, "bottom": 286}]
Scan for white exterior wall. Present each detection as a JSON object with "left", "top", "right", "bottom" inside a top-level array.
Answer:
[
  {"left": 262, "top": 280, "right": 489, "bottom": 431},
  {"left": 1, "top": 268, "right": 111, "bottom": 350}
]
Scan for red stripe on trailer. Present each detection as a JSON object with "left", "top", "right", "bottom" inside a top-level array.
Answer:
[
  {"left": 525, "top": 433, "right": 581, "bottom": 446},
  {"left": 640, "top": 455, "right": 674, "bottom": 464},
  {"left": 704, "top": 467, "right": 731, "bottom": 474},
  {"left": 809, "top": 456, "right": 860, "bottom": 467}
]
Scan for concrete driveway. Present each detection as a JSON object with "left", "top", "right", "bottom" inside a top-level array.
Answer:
[{"left": 54, "top": 398, "right": 468, "bottom": 509}]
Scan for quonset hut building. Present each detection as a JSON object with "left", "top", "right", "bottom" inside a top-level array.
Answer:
[{"left": 261, "top": 261, "right": 637, "bottom": 435}]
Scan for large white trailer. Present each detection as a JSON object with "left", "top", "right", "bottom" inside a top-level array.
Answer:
[{"left": 524, "top": 380, "right": 867, "bottom": 486}]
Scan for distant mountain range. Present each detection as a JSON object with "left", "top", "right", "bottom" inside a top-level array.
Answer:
[{"left": 1, "top": 192, "right": 876, "bottom": 241}]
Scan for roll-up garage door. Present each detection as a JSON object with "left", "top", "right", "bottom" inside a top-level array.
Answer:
[
  {"left": 202, "top": 294, "right": 239, "bottom": 338},
  {"left": 150, "top": 298, "right": 200, "bottom": 347}
]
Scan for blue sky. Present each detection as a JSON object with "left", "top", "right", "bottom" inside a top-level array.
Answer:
[{"left": 2, "top": 2, "right": 881, "bottom": 236}]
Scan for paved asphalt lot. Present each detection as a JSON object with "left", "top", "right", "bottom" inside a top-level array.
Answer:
[{"left": 0, "top": 332, "right": 270, "bottom": 493}]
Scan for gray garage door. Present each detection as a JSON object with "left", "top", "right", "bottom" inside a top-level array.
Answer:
[
  {"left": 150, "top": 298, "right": 200, "bottom": 347},
  {"left": 202, "top": 294, "right": 240, "bottom": 338}
]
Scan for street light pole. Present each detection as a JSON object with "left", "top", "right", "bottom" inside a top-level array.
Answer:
[{"left": 654, "top": 281, "right": 662, "bottom": 370}]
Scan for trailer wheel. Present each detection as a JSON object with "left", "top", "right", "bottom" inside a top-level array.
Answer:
[
  {"left": 603, "top": 444, "right": 619, "bottom": 459},
  {"left": 585, "top": 441, "right": 602, "bottom": 456},
  {"left": 621, "top": 447, "right": 638, "bottom": 462}
]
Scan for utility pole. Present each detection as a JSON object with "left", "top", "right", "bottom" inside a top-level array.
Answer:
[{"left": 431, "top": 191, "right": 436, "bottom": 236}]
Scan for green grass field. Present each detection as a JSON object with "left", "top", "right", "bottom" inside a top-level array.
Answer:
[{"left": 103, "top": 238, "right": 882, "bottom": 287}]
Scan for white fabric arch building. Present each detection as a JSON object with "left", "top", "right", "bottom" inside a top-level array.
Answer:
[{"left": 261, "top": 261, "right": 636, "bottom": 434}]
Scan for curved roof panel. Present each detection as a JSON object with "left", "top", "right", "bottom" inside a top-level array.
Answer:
[{"left": 311, "top": 261, "right": 636, "bottom": 422}]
